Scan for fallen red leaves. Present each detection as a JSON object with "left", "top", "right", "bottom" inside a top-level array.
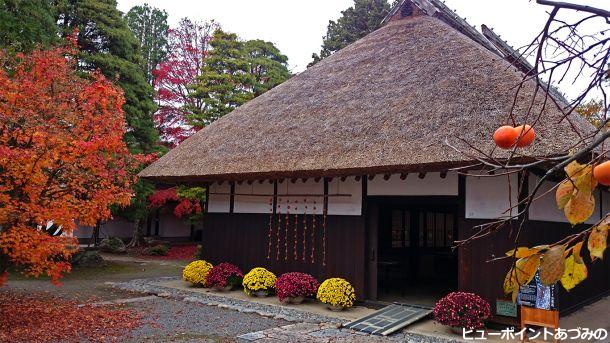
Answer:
[
  {"left": 142, "top": 244, "right": 197, "bottom": 260},
  {"left": 0, "top": 292, "right": 142, "bottom": 343}
]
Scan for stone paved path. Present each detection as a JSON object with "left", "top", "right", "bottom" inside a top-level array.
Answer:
[{"left": 237, "top": 322, "right": 461, "bottom": 343}]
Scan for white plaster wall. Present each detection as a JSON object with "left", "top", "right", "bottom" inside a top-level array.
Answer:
[
  {"left": 277, "top": 179, "right": 323, "bottom": 214},
  {"left": 159, "top": 213, "right": 192, "bottom": 237},
  {"left": 208, "top": 182, "right": 230, "bottom": 213},
  {"left": 75, "top": 218, "right": 133, "bottom": 239},
  {"left": 328, "top": 177, "right": 362, "bottom": 216},
  {"left": 367, "top": 172, "right": 458, "bottom": 196},
  {"left": 465, "top": 174, "right": 518, "bottom": 219},
  {"left": 234, "top": 182, "right": 274, "bottom": 214},
  {"left": 528, "top": 175, "right": 601, "bottom": 224},
  {"left": 528, "top": 175, "right": 568, "bottom": 223}
]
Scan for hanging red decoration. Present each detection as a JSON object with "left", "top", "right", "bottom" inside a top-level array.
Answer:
[
  {"left": 267, "top": 196, "right": 273, "bottom": 259},
  {"left": 323, "top": 206, "right": 327, "bottom": 267},
  {"left": 276, "top": 197, "right": 282, "bottom": 261},
  {"left": 293, "top": 200, "right": 298, "bottom": 261},
  {"left": 285, "top": 199, "right": 290, "bottom": 261},
  {"left": 302, "top": 198, "right": 307, "bottom": 262},
  {"left": 311, "top": 201, "right": 317, "bottom": 264}
]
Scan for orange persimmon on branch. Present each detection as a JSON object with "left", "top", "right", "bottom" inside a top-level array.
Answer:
[{"left": 0, "top": 46, "right": 135, "bottom": 285}]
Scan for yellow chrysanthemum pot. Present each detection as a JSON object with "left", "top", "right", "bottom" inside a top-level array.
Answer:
[
  {"left": 316, "top": 278, "right": 356, "bottom": 311},
  {"left": 242, "top": 267, "right": 276, "bottom": 297},
  {"left": 182, "top": 260, "right": 213, "bottom": 287}
]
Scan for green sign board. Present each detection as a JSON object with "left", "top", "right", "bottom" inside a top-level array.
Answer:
[{"left": 496, "top": 300, "right": 517, "bottom": 318}]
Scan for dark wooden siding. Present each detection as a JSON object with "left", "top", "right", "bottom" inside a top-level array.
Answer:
[
  {"left": 458, "top": 218, "right": 610, "bottom": 315},
  {"left": 201, "top": 213, "right": 367, "bottom": 299}
]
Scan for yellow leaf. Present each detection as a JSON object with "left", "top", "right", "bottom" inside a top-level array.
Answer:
[
  {"left": 516, "top": 255, "right": 540, "bottom": 285},
  {"left": 505, "top": 247, "right": 535, "bottom": 258},
  {"left": 503, "top": 267, "right": 517, "bottom": 295},
  {"left": 560, "top": 255, "right": 588, "bottom": 291},
  {"left": 539, "top": 245, "right": 566, "bottom": 285},
  {"left": 573, "top": 241, "right": 585, "bottom": 264},
  {"left": 564, "top": 161, "right": 588, "bottom": 179},
  {"left": 588, "top": 226, "right": 608, "bottom": 261},
  {"left": 556, "top": 180, "right": 573, "bottom": 210},
  {"left": 564, "top": 191, "right": 595, "bottom": 225}
]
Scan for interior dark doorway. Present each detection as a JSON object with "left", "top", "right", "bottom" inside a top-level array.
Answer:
[{"left": 372, "top": 197, "right": 459, "bottom": 306}]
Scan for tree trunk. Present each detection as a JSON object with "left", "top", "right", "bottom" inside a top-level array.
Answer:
[
  {"left": 90, "top": 222, "right": 101, "bottom": 247},
  {"left": 127, "top": 218, "right": 144, "bottom": 248}
]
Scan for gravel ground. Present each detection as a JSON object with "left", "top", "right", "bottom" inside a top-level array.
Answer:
[{"left": 125, "top": 297, "right": 289, "bottom": 342}]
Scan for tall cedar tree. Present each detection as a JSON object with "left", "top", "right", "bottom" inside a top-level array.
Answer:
[
  {"left": 309, "top": 0, "right": 393, "bottom": 67},
  {"left": 154, "top": 18, "right": 217, "bottom": 144},
  {"left": 0, "top": 46, "right": 134, "bottom": 284},
  {"left": 124, "top": 3, "right": 169, "bottom": 86},
  {"left": 188, "top": 29, "right": 290, "bottom": 127},
  {"left": 54, "top": 0, "right": 158, "bottom": 153},
  {"left": 0, "top": 0, "right": 58, "bottom": 51}
]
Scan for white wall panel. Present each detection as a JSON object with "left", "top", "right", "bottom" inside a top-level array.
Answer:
[
  {"left": 208, "top": 182, "right": 230, "bottom": 213},
  {"left": 159, "top": 213, "right": 192, "bottom": 237},
  {"left": 234, "top": 182, "right": 274, "bottom": 214},
  {"left": 528, "top": 175, "right": 568, "bottom": 223},
  {"left": 465, "top": 174, "right": 518, "bottom": 219},
  {"left": 277, "top": 179, "right": 323, "bottom": 214},
  {"left": 328, "top": 177, "right": 362, "bottom": 215},
  {"left": 528, "top": 175, "right": 601, "bottom": 224},
  {"left": 367, "top": 172, "right": 458, "bottom": 196}
]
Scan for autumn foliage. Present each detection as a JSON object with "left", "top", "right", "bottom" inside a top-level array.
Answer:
[
  {"left": 0, "top": 46, "right": 134, "bottom": 284},
  {"left": 504, "top": 160, "right": 607, "bottom": 301},
  {"left": 0, "top": 291, "right": 141, "bottom": 342}
]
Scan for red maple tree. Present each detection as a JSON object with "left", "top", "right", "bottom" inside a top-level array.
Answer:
[
  {"left": 0, "top": 46, "right": 135, "bottom": 284},
  {"left": 153, "top": 18, "right": 218, "bottom": 144}
]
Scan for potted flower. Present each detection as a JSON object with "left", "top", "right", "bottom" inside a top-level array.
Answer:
[
  {"left": 434, "top": 292, "right": 491, "bottom": 334},
  {"left": 316, "top": 278, "right": 356, "bottom": 311},
  {"left": 182, "top": 260, "right": 214, "bottom": 287},
  {"left": 206, "top": 262, "right": 244, "bottom": 291},
  {"left": 275, "top": 272, "right": 319, "bottom": 304},
  {"left": 242, "top": 267, "right": 276, "bottom": 297}
]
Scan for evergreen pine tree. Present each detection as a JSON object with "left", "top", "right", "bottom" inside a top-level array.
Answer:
[
  {"left": 243, "top": 39, "right": 290, "bottom": 97},
  {"left": 309, "top": 0, "right": 393, "bottom": 67},
  {"left": 187, "top": 29, "right": 254, "bottom": 127},
  {"left": 55, "top": 0, "right": 158, "bottom": 153},
  {"left": 0, "top": 0, "right": 58, "bottom": 51}
]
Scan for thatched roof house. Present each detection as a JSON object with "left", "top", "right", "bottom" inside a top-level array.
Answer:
[
  {"left": 138, "top": 0, "right": 608, "bottom": 324},
  {"left": 140, "top": 0, "right": 591, "bottom": 183}
]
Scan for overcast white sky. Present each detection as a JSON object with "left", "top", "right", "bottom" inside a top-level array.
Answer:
[{"left": 116, "top": 0, "right": 608, "bottom": 97}]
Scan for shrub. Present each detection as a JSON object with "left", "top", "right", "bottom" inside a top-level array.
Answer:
[
  {"left": 206, "top": 263, "right": 243, "bottom": 289},
  {"left": 433, "top": 292, "right": 491, "bottom": 330},
  {"left": 316, "top": 278, "right": 356, "bottom": 308},
  {"left": 143, "top": 244, "right": 169, "bottom": 256},
  {"left": 182, "top": 260, "right": 213, "bottom": 286},
  {"left": 242, "top": 267, "right": 276, "bottom": 296},
  {"left": 275, "top": 272, "right": 319, "bottom": 302},
  {"left": 99, "top": 237, "right": 126, "bottom": 254}
]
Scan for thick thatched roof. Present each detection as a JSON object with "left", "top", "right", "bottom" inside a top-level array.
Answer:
[{"left": 140, "top": 6, "right": 593, "bottom": 183}]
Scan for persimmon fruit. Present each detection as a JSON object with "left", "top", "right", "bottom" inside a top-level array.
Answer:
[
  {"left": 515, "top": 124, "right": 535, "bottom": 147},
  {"left": 493, "top": 125, "right": 519, "bottom": 149},
  {"left": 593, "top": 161, "right": 610, "bottom": 186}
]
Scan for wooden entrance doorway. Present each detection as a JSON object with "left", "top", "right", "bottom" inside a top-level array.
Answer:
[{"left": 368, "top": 197, "right": 458, "bottom": 304}]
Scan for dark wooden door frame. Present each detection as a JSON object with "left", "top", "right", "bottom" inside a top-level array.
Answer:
[{"left": 364, "top": 195, "right": 460, "bottom": 300}]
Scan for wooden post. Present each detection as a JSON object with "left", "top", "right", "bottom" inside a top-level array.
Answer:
[{"left": 520, "top": 306, "right": 559, "bottom": 343}]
